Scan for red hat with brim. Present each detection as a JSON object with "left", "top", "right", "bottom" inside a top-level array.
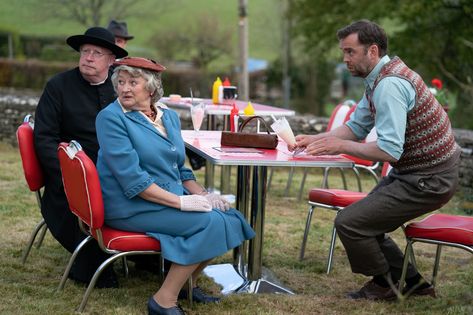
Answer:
[
  {"left": 67, "top": 27, "right": 128, "bottom": 59},
  {"left": 114, "top": 57, "right": 166, "bottom": 72}
]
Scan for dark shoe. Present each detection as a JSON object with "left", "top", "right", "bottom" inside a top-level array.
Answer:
[
  {"left": 68, "top": 267, "right": 119, "bottom": 289},
  {"left": 346, "top": 280, "right": 397, "bottom": 301},
  {"left": 147, "top": 297, "right": 186, "bottom": 315},
  {"left": 403, "top": 284, "right": 436, "bottom": 298},
  {"left": 178, "top": 286, "right": 221, "bottom": 304}
]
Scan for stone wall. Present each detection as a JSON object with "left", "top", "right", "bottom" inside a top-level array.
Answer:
[{"left": 1, "top": 88, "right": 472, "bottom": 191}]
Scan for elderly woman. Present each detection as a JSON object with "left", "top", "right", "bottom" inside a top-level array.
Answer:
[{"left": 95, "top": 57, "right": 255, "bottom": 315}]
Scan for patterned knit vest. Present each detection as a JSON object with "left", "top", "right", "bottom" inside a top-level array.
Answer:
[{"left": 369, "top": 57, "right": 457, "bottom": 173}]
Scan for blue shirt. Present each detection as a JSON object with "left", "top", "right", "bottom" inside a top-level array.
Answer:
[{"left": 346, "top": 55, "right": 416, "bottom": 159}]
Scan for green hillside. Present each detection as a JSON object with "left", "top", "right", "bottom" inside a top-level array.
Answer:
[{"left": 0, "top": 0, "right": 282, "bottom": 62}]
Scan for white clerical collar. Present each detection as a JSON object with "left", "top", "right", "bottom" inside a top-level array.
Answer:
[{"left": 89, "top": 74, "right": 108, "bottom": 86}]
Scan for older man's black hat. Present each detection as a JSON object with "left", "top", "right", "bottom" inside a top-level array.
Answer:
[{"left": 67, "top": 27, "right": 128, "bottom": 58}]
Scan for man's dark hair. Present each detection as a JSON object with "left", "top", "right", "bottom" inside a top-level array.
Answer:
[{"left": 337, "top": 19, "right": 388, "bottom": 57}]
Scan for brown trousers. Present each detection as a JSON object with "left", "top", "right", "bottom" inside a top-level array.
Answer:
[{"left": 334, "top": 161, "right": 459, "bottom": 279}]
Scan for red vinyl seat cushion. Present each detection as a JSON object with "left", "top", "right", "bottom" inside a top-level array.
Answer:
[
  {"left": 405, "top": 213, "right": 473, "bottom": 245},
  {"left": 92, "top": 226, "right": 161, "bottom": 252},
  {"left": 309, "top": 188, "right": 367, "bottom": 207}
]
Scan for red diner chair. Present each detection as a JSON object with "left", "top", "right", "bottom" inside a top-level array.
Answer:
[
  {"left": 340, "top": 126, "right": 380, "bottom": 192},
  {"left": 16, "top": 114, "right": 48, "bottom": 264},
  {"left": 399, "top": 213, "right": 473, "bottom": 296},
  {"left": 295, "top": 101, "right": 356, "bottom": 199},
  {"left": 56, "top": 140, "right": 192, "bottom": 312},
  {"left": 299, "top": 162, "right": 392, "bottom": 274},
  {"left": 297, "top": 105, "right": 381, "bottom": 200}
]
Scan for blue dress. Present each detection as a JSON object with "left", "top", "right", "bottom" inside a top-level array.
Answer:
[{"left": 96, "top": 100, "right": 255, "bottom": 265}]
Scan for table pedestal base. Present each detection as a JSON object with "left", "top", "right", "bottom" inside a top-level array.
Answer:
[
  {"left": 236, "top": 279, "right": 294, "bottom": 294},
  {"left": 203, "top": 263, "right": 294, "bottom": 295}
]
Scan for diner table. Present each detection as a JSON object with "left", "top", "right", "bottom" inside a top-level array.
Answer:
[
  {"left": 181, "top": 130, "right": 354, "bottom": 294},
  {"left": 162, "top": 97, "right": 296, "bottom": 193}
]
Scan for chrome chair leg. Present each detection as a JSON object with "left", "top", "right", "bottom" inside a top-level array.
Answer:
[
  {"left": 58, "top": 235, "right": 93, "bottom": 291},
  {"left": 299, "top": 205, "right": 315, "bottom": 260},
  {"left": 21, "top": 218, "right": 46, "bottom": 264},
  {"left": 122, "top": 256, "right": 129, "bottom": 277},
  {"left": 326, "top": 224, "right": 338, "bottom": 274},
  {"left": 284, "top": 167, "right": 295, "bottom": 197},
  {"left": 351, "top": 167, "right": 363, "bottom": 192},
  {"left": 298, "top": 168, "right": 309, "bottom": 201},
  {"left": 338, "top": 168, "right": 348, "bottom": 190},
  {"left": 398, "top": 240, "right": 412, "bottom": 294},
  {"left": 158, "top": 256, "right": 165, "bottom": 283},
  {"left": 267, "top": 167, "right": 274, "bottom": 192},
  {"left": 321, "top": 167, "right": 330, "bottom": 189},
  {"left": 77, "top": 252, "right": 129, "bottom": 312},
  {"left": 432, "top": 245, "right": 443, "bottom": 288},
  {"left": 35, "top": 223, "right": 48, "bottom": 248}
]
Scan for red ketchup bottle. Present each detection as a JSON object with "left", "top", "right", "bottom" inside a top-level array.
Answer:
[
  {"left": 230, "top": 103, "right": 239, "bottom": 132},
  {"left": 223, "top": 77, "right": 231, "bottom": 86}
]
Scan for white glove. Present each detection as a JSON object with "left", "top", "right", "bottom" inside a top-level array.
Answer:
[
  {"left": 179, "top": 195, "right": 212, "bottom": 212},
  {"left": 204, "top": 193, "right": 230, "bottom": 211}
]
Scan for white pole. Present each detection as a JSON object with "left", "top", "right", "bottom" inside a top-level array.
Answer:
[{"left": 238, "top": 0, "right": 249, "bottom": 101}]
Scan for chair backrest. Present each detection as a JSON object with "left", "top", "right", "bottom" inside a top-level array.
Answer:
[
  {"left": 339, "top": 104, "right": 378, "bottom": 167},
  {"left": 16, "top": 115, "right": 44, "bottom": 192},
  {"left": 381, "top": 162, "right": 392, "bottom": 177},
  {"left": 326, "top": 103, "right": 353, "bottom": 132},
  {"left": 57, "top": 141, "right": 104, "bottom": 230}
]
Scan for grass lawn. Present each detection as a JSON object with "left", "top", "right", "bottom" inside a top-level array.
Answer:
[{"left": 0, "top": 141, "right": 472, "bottom": 315}]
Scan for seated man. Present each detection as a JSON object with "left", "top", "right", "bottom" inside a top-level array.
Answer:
[
  {"left": 34, "top": 27, "right": 127, "bottom": 287},
  {"left": 292, "top": 20, "right": 459, "bottom": 300}
]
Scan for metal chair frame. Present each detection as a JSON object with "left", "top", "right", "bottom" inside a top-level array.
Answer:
[
  {"left": 57, "top": 141, "right": 192, "bottom": 312},
  {"left": 17, "top": 114, "right": 48, "bottom": 264},
  {"left": 300, "top": 163, "right": 392, "bottom": 274},
  {"left": 268, "top": 101, "right": 355, "bottom": 196},
  {"left": 399, "top": 221, "right": 473, "bottom": 296},
  {"left": 300, "top": 201, "right": 344, "bottom": 274}
]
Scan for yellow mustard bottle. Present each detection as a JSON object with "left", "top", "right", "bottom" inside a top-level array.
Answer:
[
  {"left": 243, "top": 101, "right": 255, "bottom": 116},
  {"left": 212, "top": 77, "right": 222, "bottom": 104}
]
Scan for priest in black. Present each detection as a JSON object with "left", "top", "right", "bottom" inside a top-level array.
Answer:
[{"left": 34, "top": 27, "right": 128, "bottom": 287}]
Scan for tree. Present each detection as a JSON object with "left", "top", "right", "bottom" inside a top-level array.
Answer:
[
  {"left": 391, "top": 0, "right": 473, "bottom": 128},
  {"left": 290, "top": 0, "right": 473, "bottom": 128},
  {"left": 40, "top": 0, "right": 152, "bottom": 27},
  {"left": 151, "top": 13, "right": 233, "bottom": 70}
]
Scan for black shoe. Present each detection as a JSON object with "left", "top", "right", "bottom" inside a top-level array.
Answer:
[
  {"left": 346, "top": 280, "right": 397, "bottom": 301},
  {"left": 68, "top": 267, "right": 119, "bottom": 289},
  {"left": 147, "top": 297, "right": 185, "bottom": 315},
  {"left": 178, "top": 286, "right": 221, "bottom": 304}
]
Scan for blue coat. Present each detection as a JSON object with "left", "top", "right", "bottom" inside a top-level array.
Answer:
[
  {"left": 96, "top": 100, "right": 195, "bottom": 220},
  {"left": 96, "top": 100, "right": 255, "bottom": 265}
]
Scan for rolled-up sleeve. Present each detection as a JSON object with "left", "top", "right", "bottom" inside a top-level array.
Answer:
[
  {"left": 346, "top": 94, "right": 374, "bottom": 140},
  {"left": 371, "top": 77, "right": 415, "bottom": 160}
]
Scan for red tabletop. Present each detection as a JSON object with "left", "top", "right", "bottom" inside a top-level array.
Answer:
[
  {"left": 162, "top": 97, "right": 295, "bottom": 117},
  {"left": 182, "top": 130, "right": 354, "bottom": 168}
]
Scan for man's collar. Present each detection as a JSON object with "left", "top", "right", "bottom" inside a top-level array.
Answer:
[
  {"left": 89, "top": 74, "right": 108, "bottom": 86},
  {"left": 364, "top": 55, "right": 391, "bottom": 90}
]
